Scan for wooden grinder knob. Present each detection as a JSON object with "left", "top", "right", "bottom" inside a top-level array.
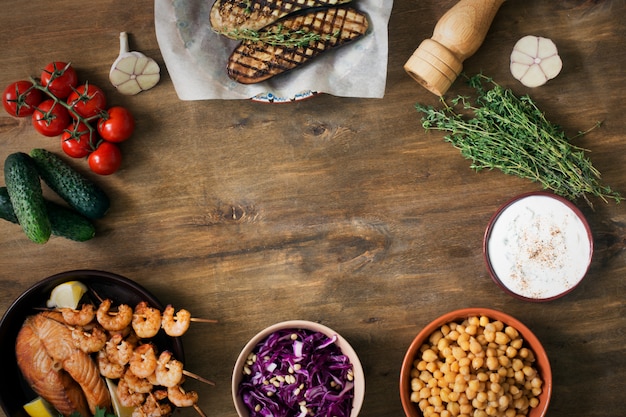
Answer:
[{"left": 404, "top": 0, "right": 505, "bottom": 96}]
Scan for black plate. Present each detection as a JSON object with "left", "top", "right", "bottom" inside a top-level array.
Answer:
[{"left": 0, "top": 270, "right": 184, "bottom": 417}]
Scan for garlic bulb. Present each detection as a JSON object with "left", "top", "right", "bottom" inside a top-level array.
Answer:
[
  {"left": 510, "top": 35, "right": 562, "bottom": 88},
  {"left": 109, "top": 32, "right": 160, "bottom": 95}
]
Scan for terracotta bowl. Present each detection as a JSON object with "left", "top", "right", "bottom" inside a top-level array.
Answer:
[
  {"left": 483, "top": 192, "right": 593, "bottom": 302},
  {"left": 232, "top": 320, "right": 365, "bottom": 417},
  {"left": 400, "top": 308, "right": 552, "bottom": 417},
  {"left": 0, "top": 270, "right": 184, "bottom": 417}
]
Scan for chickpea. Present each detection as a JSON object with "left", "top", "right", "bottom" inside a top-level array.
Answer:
[
  {"left": 430, "top": 330, "right": 445, "bottom": 345},
  {"left": 495, "top": 332, "right": 510, "bottom": 345},
  {"left": 409, "top": 316, "right": 543, "bottom": 417}
]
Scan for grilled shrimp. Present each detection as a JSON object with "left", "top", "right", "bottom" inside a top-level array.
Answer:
[
  {"left": 71, "top": 325, "right": 107, "bottom": 353},
  {"left": 161, "top": 305, "right": 191, "bottom": 337},
  {"left": 123, "top": 368, "right": 153, "bottom": 394},
  {"left": 97, "top": 349, "right": 125, "bottom": 379},
  {"left": 60, "top": 304, "right": 95, "bottom": 327},
  {"left": 116, "top": 377, "right": 146, "bottom": 408},
  {"left": 105, "top": 333, "right": 134, "bottom": 366},
  {"left": 132, "top": 301, "right": 162, "bottom": 338},
  {"left": 129, "top": 343, "right": 158, "bottom": 379},
  {"left": 155, "top": 350, "right": 184, "bottom": 388},
  {"left": 97, "top": 299, "right": 133, "bottom": 332},
  {"left": 167, "top": 385, "right": 198, "bottom": 408},
  {"left": 132, "top": 390, "right": 170, "bottom": 417}
]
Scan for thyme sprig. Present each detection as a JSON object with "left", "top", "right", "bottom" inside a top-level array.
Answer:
[
  {"left": 415, "top": 74, "right": 622, "bottom": 205},
  {"left": 217, "top": 25, "right": 340, "bottom": 47}
]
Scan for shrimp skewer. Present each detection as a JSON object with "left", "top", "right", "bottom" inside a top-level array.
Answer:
[
  {"left": 60, "top": 304, "right": 96, "bottom": 327},
  {"left": 97, "top": 299, "right": 133, "bottom": 332},
  {"left": 71, "top": 324, "right": 107, "bottom": 353},
  {"left": 167, "top": 385, "right": 201, "bottom": 408},
  {"left": 97, "top": 350, "right": 125, "bottom": 379},
  {"left": 105, "top": 333, "right": 135, "bottom": 366},
  {"left": 132, "top": 301, "right": 162, "bottom": 338},
  {"left": 161, "top": 305, "right": 217, "bottom": 337},
  {"left": 116, "top": 378, "right": 145, "bottom": 408},
  {"left": 154, "top": 350, "right": 216, "bottom": 388},
  {"left": 155, "top": 351, "right": 184, "bottom": 388},
  {"left": 167, "top": 385, "right": 207, "bottom": 417},
  {"left": 129, "top": 343, "right": 158, "bottom": 379},
  {"left": 132, "top": 390, "right": 171, "bottom": 417}
]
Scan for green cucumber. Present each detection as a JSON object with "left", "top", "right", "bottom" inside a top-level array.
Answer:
[
  {"left": 0, "top": 187, "right": 96, "bottom": 242},
  {"left": 29, "top": 148, "right": 110, "bottom": 219},
  {"left": 4, "top": 152, "right": 51, "bottom": 244},
  {"left": 0, "top": 186, "right": 19, "bottom": 223}
]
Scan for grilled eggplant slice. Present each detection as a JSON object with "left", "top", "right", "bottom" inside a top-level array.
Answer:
[
  {"left": 227, "top": 6, "right": 369, "bottom": 84},
  {"left": 211, "top": 0, "right": 353, "bottom": 34}
]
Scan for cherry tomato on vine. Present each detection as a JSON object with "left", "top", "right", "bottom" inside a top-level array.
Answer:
[
  {"left": 2, "top": 81, "right": 44, "bottom": 117},
  {"left": 97, "top": 106, "right": 135, "bottom": 143},
  {"left": 32, "top": 99, "right": 71, "bottom": 137},
  {"left": 40, "top": 62, "right": 78, "bottom": 99},
  {"left": 67, "top": 83, "right": 107, "bottom": 119},
  {"left": 61, "top": 122, "right": 94, "bottom": 158},
  {"left": 88, "top": 142, "right": 122, "bottom": 175}
]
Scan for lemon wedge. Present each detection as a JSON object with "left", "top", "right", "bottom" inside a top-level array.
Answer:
[
  {"left": 46, "top": 281, "right": 88, "bottom": 309},
  {"left": 23, "top": 397, "right": 57, "bottom": 417},
  {"left": 105, "top": 378, "right": 135, "bottom": 417}
]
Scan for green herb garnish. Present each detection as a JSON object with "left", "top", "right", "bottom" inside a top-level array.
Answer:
[
  {"left": 218, "top": 25, "right": 340, "bottom": 47},
  {"left": 415, "top": 74, "right": 622, "bottom": 205},
  {"left": 69, "top": 407, "right": 115, "bottom": 417}
]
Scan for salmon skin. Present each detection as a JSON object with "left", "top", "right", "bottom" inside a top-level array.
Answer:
[
  {"left": 210, "top": 0, "right": 354, "bottom": 34},
  {"left": 227, "top": 6, "right": 369, "bottom": 84}
]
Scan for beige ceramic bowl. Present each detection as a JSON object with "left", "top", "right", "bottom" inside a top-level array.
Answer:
[
  {"left": 400, "top": 308, "right": 552, "bottom": 417},
  {"left": 232, "top": 320, "right": 365, "bottom": 417},
  {"left": 483, "top": 192, "right": 593, "bottom": 302}
]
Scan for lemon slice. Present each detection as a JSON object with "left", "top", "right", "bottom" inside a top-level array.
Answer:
[
  {"left": 46, "top": 281, "right": 88, "bottom": 309},
  {"left": 105, "top": 378, "right": 135, "bottom": 417},
  {"left": 23, "top": 397, "right": 57, "bottom": 417}
]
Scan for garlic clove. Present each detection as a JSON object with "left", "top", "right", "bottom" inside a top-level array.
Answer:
[
  {"left": 109, "top": 32, "right": 160, "bottom": 95},
  {"left": 510, "top": 35, "right": 562, "bottom": 88}
]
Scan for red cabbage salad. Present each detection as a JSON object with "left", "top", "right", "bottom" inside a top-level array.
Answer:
[{"left": 239, "top": 328, "right": 355, "bottom": 417}]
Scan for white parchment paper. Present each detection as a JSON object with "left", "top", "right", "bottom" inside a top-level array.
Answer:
[{"left": 154, "top": 0, "right": 393, "bottom": 101}]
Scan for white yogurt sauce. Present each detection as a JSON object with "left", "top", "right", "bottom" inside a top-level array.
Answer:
[{"left": 487, "top": 194, "right": 592, "bottom": 299}]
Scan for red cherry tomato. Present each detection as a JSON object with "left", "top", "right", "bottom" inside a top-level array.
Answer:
[
  {"left": 88, "top": 142, "right": 122, "bottom": 175},
  {"left": 40, "top": 62, "right": 78, "bottom": 99},
  {"left": 97, "top": 106, "right": 135, "bottom": 143},
  {"left": 61, "top": 122, "right": 95, "bottom": 158},
  {"left": 67, "top": 83, "right": 107, "bottom": 119},
  {"left": 32, "top": 99, "right": 71, "bottom": 137},
  {"left": 2, "top": 81, "right": 44, "bottom": 117}
]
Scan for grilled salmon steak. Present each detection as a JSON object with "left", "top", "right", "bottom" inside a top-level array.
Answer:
[
  {"left": 227, "top": 6, "right": 369, "bottom": 84},
  {"left": 210, "top": 0, "right": 353, "bottom": 34},
  {"left": 16, "top": 313, "right": 111, "bottom": 416},
  {"left": 16, "top": 317, "right": 90, "bottom": 417}
]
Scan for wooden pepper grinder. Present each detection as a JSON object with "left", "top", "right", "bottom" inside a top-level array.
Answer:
[{"left": 404, "top": 0, "right": 505, "bottom": 96}]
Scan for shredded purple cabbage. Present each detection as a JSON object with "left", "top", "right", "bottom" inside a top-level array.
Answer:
[{"left": 239, "top": 328, "right": 355, "bottom": 417}]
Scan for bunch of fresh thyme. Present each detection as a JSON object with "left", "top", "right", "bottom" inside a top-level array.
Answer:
[
  {"left": 415, "top": 74, "right": 622, "bottom": 205},
  {"left": 218, "top": 25, "right": 340, "bottom": 47}
]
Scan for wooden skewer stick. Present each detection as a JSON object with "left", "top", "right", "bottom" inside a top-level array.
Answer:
[
  {"left": 190, "top": 317, "right": 218, "bottom": 323},
  {"left": 183, "top": 369, "right": 216, "bottom": 386},
  {"left": 193, "top": 404, "right": 207, "bottom": 417}
]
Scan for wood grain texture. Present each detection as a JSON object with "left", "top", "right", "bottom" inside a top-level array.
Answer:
[{"left": 1, "top": 1, "right": 625, "bottom": 417}]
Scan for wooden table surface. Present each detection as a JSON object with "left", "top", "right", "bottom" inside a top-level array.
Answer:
[{"left": 1, "top": 1, "right": 625, "bottom": 417}]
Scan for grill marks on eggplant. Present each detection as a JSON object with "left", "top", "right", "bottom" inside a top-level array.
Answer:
[
  {"left": 227, "top": 7, "right": 369, "bottom": 84},
  {"left": 211, "top": 0, "right": 354, "bottom": 33}
]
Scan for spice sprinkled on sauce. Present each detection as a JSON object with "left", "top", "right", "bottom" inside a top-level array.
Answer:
[{"left": 487, "top": 194, "right": 592, "bottom": 299}]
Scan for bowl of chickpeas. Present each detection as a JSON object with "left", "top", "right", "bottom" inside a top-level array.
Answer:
[{"left": 400, "top": 308, "right": 551, "bottom": 417}]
